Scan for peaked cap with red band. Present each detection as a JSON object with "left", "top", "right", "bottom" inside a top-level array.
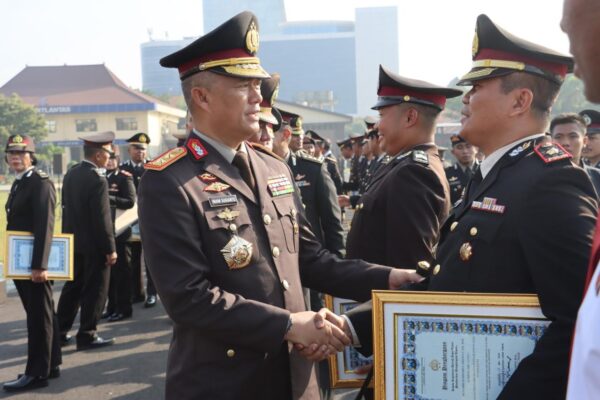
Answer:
[
  {"left": 373, "top": 65, "right": 462, "bottom": 111},
  {"left": 5, "top": 134, "right": 35, "bottom": 153},
  {"left": 160, "top": 11, "right": 269, "bottom": 80},
  {"left": 580, "top": 109, "right": 600, "bottom": 135},
  {"left": 259, "top": 73, "right": 280, "bottom": 125},
  {"left": 458, "top": 14, "right": 573, "bottom": 86}
]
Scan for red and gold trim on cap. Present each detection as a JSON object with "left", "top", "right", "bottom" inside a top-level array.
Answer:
[
  {"left": 178, "top": 49, "right": 268, "bottom": 80},
  {"left": 7, "top": 134, "right": 29, "bottom": 148},
  {"left": 378, "top": 86, "right": 447, "bottom": 108}
]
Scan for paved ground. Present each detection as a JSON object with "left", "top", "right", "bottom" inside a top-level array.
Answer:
[{"left": 0, "top": 284, "right": 170, "bottom": 399}]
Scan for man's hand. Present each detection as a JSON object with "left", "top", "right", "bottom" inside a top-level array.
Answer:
[
  {"left": 295, "top": 308, "right": 352, "bottom": 362},
  {"left": 31, "top": 269, "right": 48, "bottom": 283},
  {"left": 338, "top": 195, "right": 351, "bottom": 208},
  {"left": 285, "top": 311, "right": 351, "bottom": 358},
  {"left": 389, "top": 268, "right": 424, "bottom": 289},
  {"left": 106, "top": 252, "right": 118, "bottom": 267}
]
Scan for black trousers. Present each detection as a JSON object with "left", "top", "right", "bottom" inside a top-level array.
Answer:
[
  {"left": 56, "top": 252, "right": 110, "bottom": 342},
  {"left": 14, "top": 279, "right": 62, "bottom": 377},
  {"left": 130, "top": 241, "right": 145, "bottom": 300},
  {"left": 107, "top": 241, "right": 133, "bottom": 315}
]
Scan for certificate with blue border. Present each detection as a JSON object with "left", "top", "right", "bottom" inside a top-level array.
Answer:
[
  {"left": 325, "top": 295, "right": 373, "bottom": 388},
  {"left": 372, "top": 291, "right": 549, "bottom": 400},
  {"left": 4, "top": 231, "right": 74, "bottom": 280}
]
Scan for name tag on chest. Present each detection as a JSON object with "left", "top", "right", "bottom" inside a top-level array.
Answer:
[{"left": 209, "top": 195, "right": 238, "bottom": 208}]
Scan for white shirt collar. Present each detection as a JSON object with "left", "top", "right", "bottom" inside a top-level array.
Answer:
[
  {"left": 15, "top": 166, "right": 34, "bottom": 180},
  {"left": 479, "top": 133, "right": 544, "bottom": 179},
  {"left": 192, "top": 129, "right": 246, "bottom": 164}
]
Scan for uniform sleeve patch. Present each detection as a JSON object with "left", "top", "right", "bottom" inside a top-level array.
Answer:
[
  {"left": 534, "top": 143, "right": 571, "bottom": 164},
  {"left": 145, "top": 147, "right": 187, "bottom": 171}
]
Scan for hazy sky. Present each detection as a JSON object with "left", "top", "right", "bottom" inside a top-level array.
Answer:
[{"left": 1, "top": 0, "right": 569, "bottom": 89}]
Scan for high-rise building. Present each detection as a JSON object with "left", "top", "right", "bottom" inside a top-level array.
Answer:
[{"left": 140, "top": 3, "right": 399, "bottom": 116}]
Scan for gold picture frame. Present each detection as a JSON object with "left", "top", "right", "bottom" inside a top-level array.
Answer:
[
  {"left": 324, "top": 295, "right": 373, "bottom": 388},
  {"left": 4, "top": 230, "right": 74, "bottom": 280},
  {"left": 372, "top": 291, "right": 548, "bottom": 400}
]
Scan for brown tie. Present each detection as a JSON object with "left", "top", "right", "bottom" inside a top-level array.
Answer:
[{"left": 232, "top": 151, "right": 256, "bottom": 192}]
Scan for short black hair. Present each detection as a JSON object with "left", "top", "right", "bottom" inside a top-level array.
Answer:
[
  {"left": 499, "top": 72, "right": 561, "bottom": 118},
  {"left": 84, "top": 146, "right": 106, "bottom": 159},
  {"left": 550, "top": 113, "right": 587, "bottom": 135}
]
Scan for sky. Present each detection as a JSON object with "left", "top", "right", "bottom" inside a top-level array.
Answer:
[{"left": 0, "top": 0, "right": 570, "bottom": 90}]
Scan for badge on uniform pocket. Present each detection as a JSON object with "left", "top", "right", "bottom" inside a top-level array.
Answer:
[{"left": 221, "top": 235, "right": 253, "bottom": 270}]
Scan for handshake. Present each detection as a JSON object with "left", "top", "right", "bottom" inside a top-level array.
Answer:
[
  {"left": 284, "top": 308, "right": 352, "bottom": 362},
  {"left": 284, "top": 267, "right": 424, "bottom": 362}
]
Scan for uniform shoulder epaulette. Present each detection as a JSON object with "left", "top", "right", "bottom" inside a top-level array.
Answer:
[
  {"left": 296, "top": 150, "right": 323, "bottom": 164},
  {"left": 120, "top": 169, "right": 133, "bottom": 177},
  {"left": 34, "top": 169, "right": 49, "bottom": 179},
  {"left": 412, "top": 150, "right": 429, "bottom": 165},
  {"left": 248, "top": 142, "right": 284, "bottom": 162},
  {"left": 533, "top": 143, "right": 571, "bottom": 164},
  {"left": 145, "top": 147, "right": 187, "bottom": 171},
  {"left": 325, "top": 155, "right": 337, "bottom": 163}
]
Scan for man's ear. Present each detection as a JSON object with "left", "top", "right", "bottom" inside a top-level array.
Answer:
[
  {"left": 191, "top": 86, "right": 211, "bottom": 112},
  {"left": 405, "top": 107, "right": 420, "bottom": 128},
  {"left": 509, "top": 88, "right": 534, "bottom": 117}
]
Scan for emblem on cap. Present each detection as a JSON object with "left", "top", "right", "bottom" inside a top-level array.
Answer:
[
  {"left": 139, "top": 135, "right": 147, "bottom": 143},
  {"left": 583, "top": 114, "right": 592, "bottom": 126},
  {"left": 221, "top": 235, "right": 253, "bottom": 269},
  {"left": 472, "top": 31, "right": 479, "bottom": 58},
  {"left": 246, "top": 21, "right": 259, "bottom": 54},
  {"left": 13, "top": 135, "right": 23, "bottom": 144}
]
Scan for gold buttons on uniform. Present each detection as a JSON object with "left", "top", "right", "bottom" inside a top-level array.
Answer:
[
  {"left": 263, "top": 214, "right": 272, "bottom": 225},
  {"left": 291, "top": 209, "right": 297, "bottom": 217},
  {"left": 272, "top": 246, "right": 280, "bottom": 258},
  {"left": 433, "top": 264, "right": 441, "bottom": 275},
  {"left": 459, "top": 242, "right": 473, "bottom": 262},
  {"left": 226, "top": 349, "right": 235, "bottom": 358},
  {"left": 282, "top": 280, "right": 290, "bottom": 290},
  {"left": 417, "top": 261, "right": 430, "bottom": 272},
  {"left": 469, "top": 227, "right": 478, "bottom": 237},
  {"left": 229, "top": 224, "right": 237, "bottom": 233},
  {"left": 450, "top": 221, "right": 458, "bottom": 231}
]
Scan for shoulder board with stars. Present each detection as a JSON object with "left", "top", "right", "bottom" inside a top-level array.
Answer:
[
  {"left": 35, "top": 169, "right": 49, "bottom": 179},
  {"left": 412, "top": 150, "right": 429, "bottom": 165},
  {"left": 296, "top": 150, "right": 323, "bottom": 164},
  {"left": 145, "top": 147, "right": 187, "bottom": 171},
  {"left": 247, "top": 142, "right": 284, "bottom": 162},
  {"left": 533, "top": 143, "right": 571, "bottom": 164}
]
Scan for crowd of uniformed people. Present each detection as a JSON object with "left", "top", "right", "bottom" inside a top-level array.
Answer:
[{"left": 4, "top": 1, "right": 600, "bottom": 399}]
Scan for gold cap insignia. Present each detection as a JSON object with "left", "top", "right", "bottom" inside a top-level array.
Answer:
[
  {"left": 221, "top": 235, "right": 253, "bottom": 269},
  {"left": 583, "top": 114, "right": 592, "bottom": 126},
  {"left": 403, "top": 95, "right": 411, "bottom": 102},
  {"left": 472, "top": 31, "right": 479, "bottom": 58},
  {"left": 139, "top": 135, "right": 147, "bottom": 143},
  {"left": 13, "top": 135, "right": 23, "bottom": 143},
  {"left": 246, "top": 21, "right": 260, "bottom": 55}
]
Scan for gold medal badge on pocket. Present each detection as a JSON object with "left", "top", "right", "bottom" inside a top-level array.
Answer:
[{"left": 217, "top": 208, "right": 253, "bottom": 269}]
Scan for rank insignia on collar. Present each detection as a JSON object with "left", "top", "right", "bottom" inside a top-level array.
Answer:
[
  {"left": 534, "top": 143, "right": 571, "bottom": 164},
  {"left": 509, "top": 140, "right": 533, "bottom": 157},
  {"left": 221, "top": 235, "right": 253, "bottom": 270},
  {"left": 471, "top": 197, "right": 506, "bottom": 214},
  {"left": 217, "top": 207, "right": 240, "bottom": 222},
  {"left": 187, "top": 138, "right": 208, "bottom": 160},
  {"left": 412, "top": 150, "right": 429, "bottom": 165},
  {"left": 204, "top": 182, "right": 230, "bottom": 192},
  {"left": 199, "top": 173, "right": 218, "bottom": 183},
  {"left": 267, "top": 174, "right": 294, "bottom": 197},
  {"left": 296, "top": 180, "right": 310, "bottom": 187}
]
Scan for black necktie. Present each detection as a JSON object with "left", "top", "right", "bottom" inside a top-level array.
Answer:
[
  {"left": 464, "top": 168, "right": 483, "bottom": 204},
  {"left": 232, "top": 151, "right": 256, "bottom": 192}
]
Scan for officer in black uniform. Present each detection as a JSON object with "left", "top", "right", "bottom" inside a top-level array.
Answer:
[
  {"left": 581, "top": 109, "right": 600, "bottom": 168},
  {"left": 342, "top": 15, "right": 598, "bottom": 400},
  {"left": 445, "top": 134, "right": 479, "bottom": 205},
  {"left": 104, "top": 145, "right": 136, "bottom": 322},
  {"left": 120, "top": 132, "right": 155, "bottom": 307},
  {"left": 338, "top": 138, "right": 354, "bottom": 194},
  {"left": 550, "top": 112, "right": 600, "bottom": 197},
  {"left": 2, "top": 135, "right": 62, "bottom": 393},
  {"left": 307, "top": 130, "right": 343, "bottom": 194},
  {"left": 57, "top": 131, "right": 117, "bottom": 350},
  {"left": 345, "top": 65, "right": 458, "bottom": 269}
]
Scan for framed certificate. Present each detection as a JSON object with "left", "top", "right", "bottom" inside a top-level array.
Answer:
[
  {"left": 4, "top": 231, "right": 74, "bottom": 280},
  {"left": 372, "top": 291, "right": 549, "bottom": 400},
  {"left": 324, "top": 295, "right": 373, "bottom": 388}
]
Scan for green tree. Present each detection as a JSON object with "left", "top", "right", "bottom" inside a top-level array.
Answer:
[{"left": 0, "top": 93, "right": 49, "bottom": 174}]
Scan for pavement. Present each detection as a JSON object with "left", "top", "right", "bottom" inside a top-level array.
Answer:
[{"left": 0, "top": 284, "right": 170, "bottom": 399}]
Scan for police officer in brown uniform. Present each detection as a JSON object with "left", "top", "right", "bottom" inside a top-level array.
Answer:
[
  {"left": 3, "top": 135, "right": 62, "bottom": 392},
  {"left": 341, "top": 15, "right": 598, "bottom": 400},
  {"left": 137, "top": 12, "right": 420, "bottom": 400},
  {"left": 345, "top": 65, "right": 458, "bottom": 269}
]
